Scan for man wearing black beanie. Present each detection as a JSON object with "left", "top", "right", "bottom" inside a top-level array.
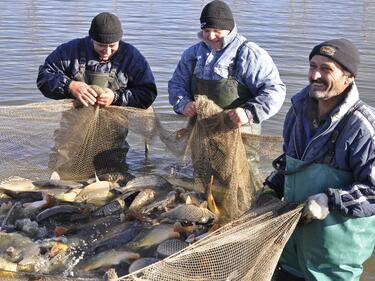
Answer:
[
  {"left": 169, "top": 0, "right": 285, "bottom": 133},
  {"left": 36, "top": 12, "right": 157, "bottom": 177},
  {"left": 265, "top": 38, "right": 375, "bottom": 281},
  {"left": 37, "top": 12, "right": 157, "bottom": 108}
]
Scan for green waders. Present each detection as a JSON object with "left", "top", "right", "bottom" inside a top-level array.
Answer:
[
  {"left": 191, "top": 75, "right": 261, "bottom": 136},
  {"left": 191, "top": 73, "right": 263, "bottom": 196},
  {"left": 280, "top": 156, "right": 375, "bottom": 281},
  {"left": 73, "top": 38, "right": 122, "bottom": 91}
]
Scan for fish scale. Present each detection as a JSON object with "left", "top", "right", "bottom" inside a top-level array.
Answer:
[
  {"left": 156, "top": 238, "right": 189, "bottom": 258},
  {"left": 160, "top": 204, "right": 216, "bottom": 223},
  {"left": 141, "top": 190, "right": 177, "bottom": 214},
  {"left": 93, "top": 190, "right": 138, "bottom": 217},
  {"left": 93, "top": 197, "right": 125, "bottom": 217},
  {"left": 93, "top": 221, "right": 143, "bottom": 253},
  {"left": 121, "top": 175, "right": 171, "bottom": 192},
  {"left": 127, "top": 224, "right": 180, "bottom": 249},
  {"left": 128, "top": 257, "right": 159, "bottom": 273}
]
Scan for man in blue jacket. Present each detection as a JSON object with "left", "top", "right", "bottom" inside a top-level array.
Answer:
[
  {"left": 37, "top": 12, "right": 157, "bottom": 108},
  {"left": 168, "top": 0, "right": 285, "bottom": 133},
  {"left": 37, "top": 12, "right": 157, "bottom": 177},
  {"left": 267, "top": 38, "right": 375, "bottom": 281}
]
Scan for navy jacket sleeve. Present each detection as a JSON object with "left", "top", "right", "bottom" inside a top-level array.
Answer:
[
  {"left": 37, "top": 39, "right": 79, "bottom": 100},
  {"left": 113, "top": 43, "right": 157, "bottom": 109}
]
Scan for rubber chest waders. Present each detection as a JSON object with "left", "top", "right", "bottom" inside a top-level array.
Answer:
[
  {"left": 191, "top": 41, "right": 260, "bottom": 135},
  {"left": 73, "top": 38, "right": 123, "bottom": 91},
  {"left": 280, "top": 102, "right": 375, "bottom": 281}
]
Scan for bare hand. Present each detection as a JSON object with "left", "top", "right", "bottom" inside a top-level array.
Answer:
[
  {"left": 182, "top": 101, "right": 197, "bottom": 117},
  {"left": 96, "top": 88, "right": 115, "bottom": 107},
  {"left": 227, "top": 108, "right": 249, "bottom": 127},
  {"left": 69, "top": 81, "right": 97, "bottom": 107}
]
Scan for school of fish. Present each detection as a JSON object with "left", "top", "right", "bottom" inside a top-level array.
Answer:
[{"left": 0, "top": 171, "right": 219, "bottom": 279}]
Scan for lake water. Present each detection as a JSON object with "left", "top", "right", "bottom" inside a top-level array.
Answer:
[{"left": 0, "top": 0, "right": 374, "bottom": 279}]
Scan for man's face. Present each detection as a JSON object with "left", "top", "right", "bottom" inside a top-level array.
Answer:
[
  {"left": 202, "top": 28, "right": 230, "bottom": 51},
  {"left": 308, "top": 55, "right": 353, "bottom": 100},
  {"left": 92, "top": 40, "right": 119, "bottom": 62}
]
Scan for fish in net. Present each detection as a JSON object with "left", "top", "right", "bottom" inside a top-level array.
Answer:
[{"left": 0, "top": 99, "right": 304, "bottom": 281}]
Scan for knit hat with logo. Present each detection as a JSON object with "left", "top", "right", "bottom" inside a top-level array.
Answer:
[
  {"left": 89, "top": 12, "right": 123, "bottom": 43},
  {"left": 200, "top": 0, "right": 234, "bottom": 31},
  {"left": 309, "top": 38, "right": 360, "bottom": 76}
]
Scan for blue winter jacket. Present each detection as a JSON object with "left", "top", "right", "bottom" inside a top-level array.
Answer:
[
  {"left": 168, "top": 26, "right": 286, "bottom": 123},
  {"left": 37, "top": 36, "right": 157, "bottom": 109},
  {"left": 283, "top": 83, "right": 375, "bottom": 218}
]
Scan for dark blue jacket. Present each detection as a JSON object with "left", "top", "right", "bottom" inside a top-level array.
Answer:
[
  {"left": 283, "top": 83, "right": 375, "bottom": 218},
  {"left": 37, "top": 36, "right": 157, "bottom": 109}
]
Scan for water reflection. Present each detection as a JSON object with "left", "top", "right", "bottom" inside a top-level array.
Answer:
[{"left": 1, "top": 1, "right": 374, "bottom": 123}]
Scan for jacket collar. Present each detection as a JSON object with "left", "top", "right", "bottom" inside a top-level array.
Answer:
[{"left": 291, "top": 82, "right": 360, "bottom": 124}]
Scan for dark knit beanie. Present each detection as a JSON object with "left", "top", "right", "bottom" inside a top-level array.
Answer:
[
  {"left": 200, "top": 0, "right": 234, "bottom": 31},
  {"left": 309, "top": 38, "right": 360, "bottom": 76},
  {"left": 89, "top": 12, "right": 123, "bottom": 43}
]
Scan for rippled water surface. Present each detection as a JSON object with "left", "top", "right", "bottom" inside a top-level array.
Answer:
[{"left": 0, "top": 0, "right": 374, "bottom": 278}]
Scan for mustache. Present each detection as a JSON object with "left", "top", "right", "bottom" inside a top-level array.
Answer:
[{"left": 309, "top": 78, "right": 327, "bottom": 86}]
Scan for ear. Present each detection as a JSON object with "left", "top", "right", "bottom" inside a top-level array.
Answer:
[{"left": 345, "top": 75, "right": 355, "bottom": 85}]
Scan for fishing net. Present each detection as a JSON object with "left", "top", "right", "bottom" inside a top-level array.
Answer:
[
  {"left": 121, "top": 200, "right": 302, "bottom": 281},
  {"left": 0, "top": 98, "right": 303, "bottom": 281},
  {"left": 189, "top": 96, "right": 255, "bottom": 221}
]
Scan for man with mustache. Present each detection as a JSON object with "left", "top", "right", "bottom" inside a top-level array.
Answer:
[{"left": 266, "top": 38, "right": 375, "bottom": 281}]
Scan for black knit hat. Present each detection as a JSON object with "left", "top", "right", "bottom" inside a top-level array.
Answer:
[
  {"left": 89, "top": 12, "right": 123, "bottom": 43},
  {"left": 200, "top": 0, "right": 234, "bottom": 31},
  {"left": 309, "top": 38, "right": 360, "bottom": 76}
]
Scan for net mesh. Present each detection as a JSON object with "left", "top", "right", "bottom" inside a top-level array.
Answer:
[
  {"left": 189, "top": 96, "right": 255, "bottom": 221},
  {"left": 121, "top": 200, "right": 301, "bottom": 281},
  {"left": 0, "top": 99, "right": 301, "bottom": 281}
]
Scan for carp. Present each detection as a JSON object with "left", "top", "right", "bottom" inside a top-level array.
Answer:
[
  {"left": 32, "top": 171, "right": 83, "bottom": 189},
  {"left": 127, "top": 223, "right": 180, "bottom": 249},
  {"left": 32, "top": 179, "right": 83, "bottom": 190},
  {"left": 160, "top": 204, "right": 217, "bottom": 224},
  {"left": 156, "top": 238, "right": 189, "bottom": 258},
  {"left": 93, "top": 189, "right": 139, "bottom": 217},
  {"left": 128, "top": 257, "right": 159, "bottom": 273},
  {"left": 93, "top": 220, "right": 143, "bottom": 253},
  {"left": 82, "top": 249, "right": 140, "bottom": 272},
  {"left": 97, "top": 171, "right": 135, "bottom": 186},
  {"left": 129, "top": 188, "right": 156, "bottom": 211},
  {"left": 36, "top": 205, "right": 82, "bottom": 222},
  {"left": 74, "top": 179, "right": 119, "bottom": 207},
  {"left": 141, "top": 190, "right": 177, "bottom": 215},
  {"left": 0, "top": 176, "right": 36, "bottom": 192},
  {"left": 120, "top": 175, "right": 171, "bottom": 193}
]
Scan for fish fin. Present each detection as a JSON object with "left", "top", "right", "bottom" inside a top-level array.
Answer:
[
  {"left": 185, "top": 195, "right": 193, "bottom": 205},
  {"left": 50, "top": 171, "right": 60, "bottom": 181},
  {"left": 207, "top": 194, "right": 220, "bottom": 216},
  {"left": 173, "top": 221, "right": 184, "bottom": 233},
  {"left": 94, "top": 172, "right": 100, "bottom": 183},
  {"left": 209, "top": 223, "right": 221, "bottom": 233},
  {"left": 54, "top": 226, "right": 68, "bottom": 237},
  {"left": 185, "top": 234, "right": 195, "bottom": 243},
  {"left": 207, "top": 175, "right": 220, "bottom": 217},
  {"left": 200, "top": 201, "right": 208, "bottom": 209}
]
